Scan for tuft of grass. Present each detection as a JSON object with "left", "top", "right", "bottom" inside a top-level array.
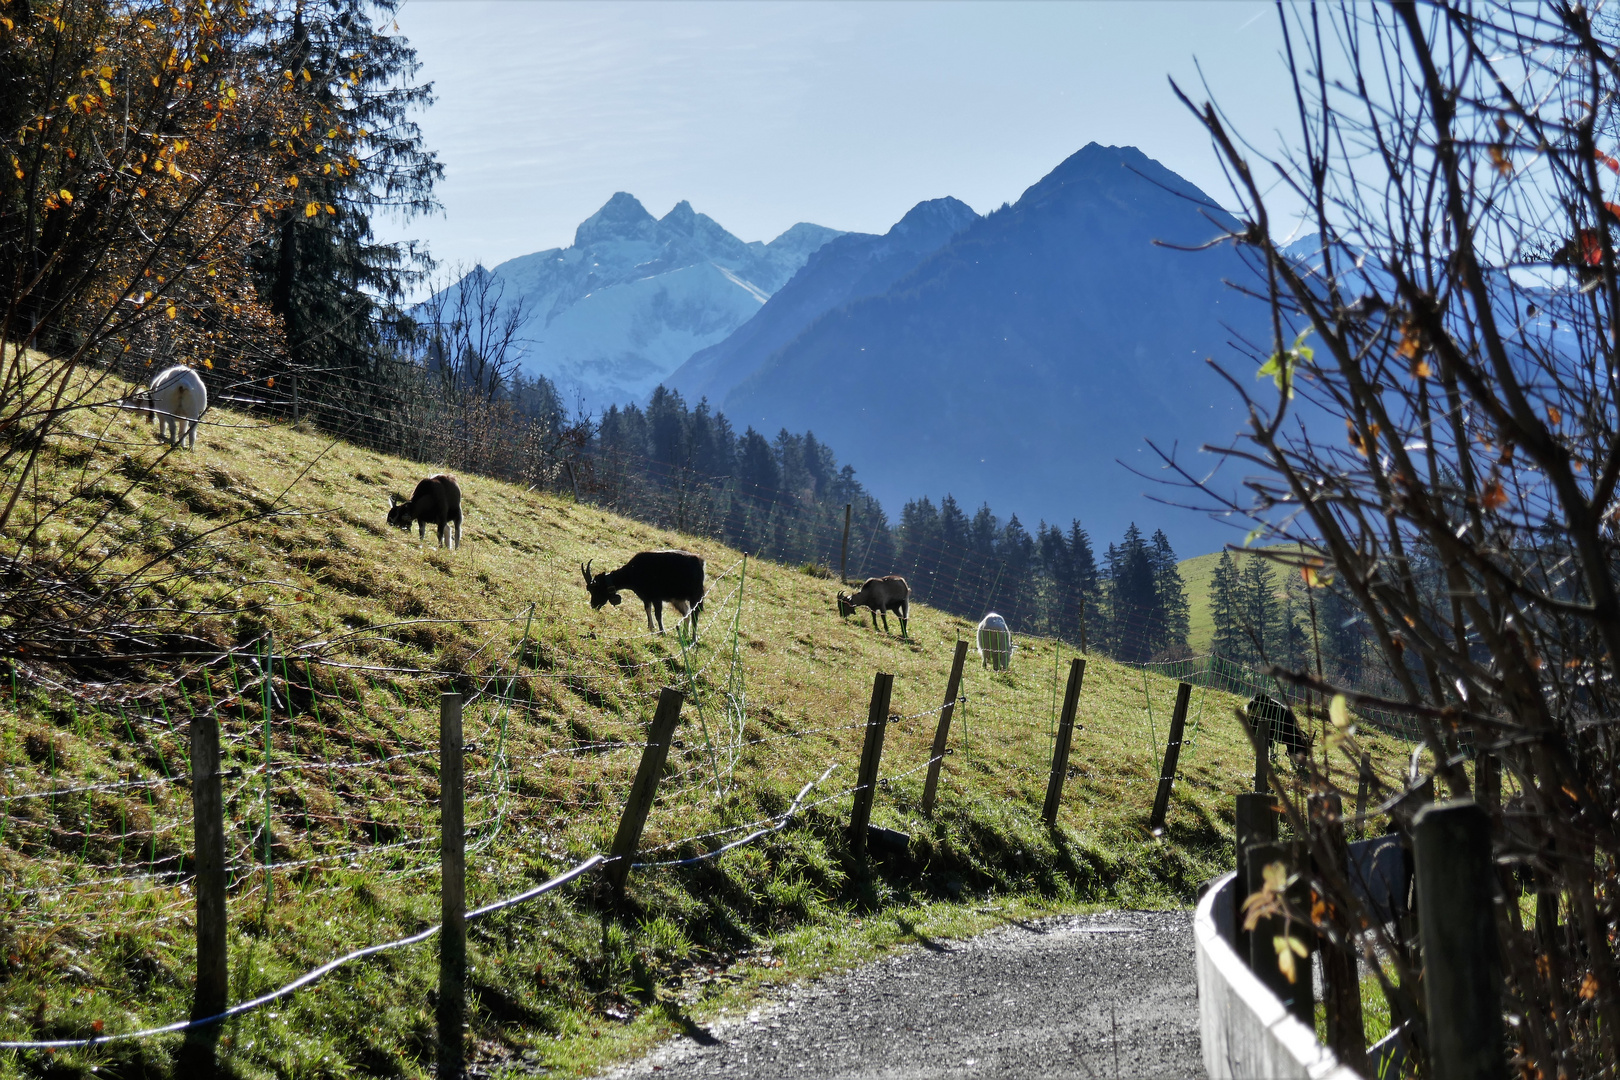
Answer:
[{"left": 0, "top": 368, "right": 1415, "bottom": 1078}]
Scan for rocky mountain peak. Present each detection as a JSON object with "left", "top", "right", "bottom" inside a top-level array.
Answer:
[{"left": 574, "top": 192, "right": 657, "bottom": 247}]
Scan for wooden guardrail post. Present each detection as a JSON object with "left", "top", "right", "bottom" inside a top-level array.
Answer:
[
  {"left": 1233, "top": 793, "right": 1277, "bottom": 950},
  {"left": 1148, "top": 681, "right": 1192, "bottom": 831},
  {"left": 922, "top": 641, "right": 970, "bottom": 816},
  {"left": 1310, "top": 793, "right": 1366, "bottom": 1074},
  {"left": 178, "top": 708, "right": 228, "bottom": 1077},
  {"left": 1244, "top": 840, "right": 1314, "bottom": 1026},
  {"left": 605, "top": 687, "right": 685, "bottom": 898},
  {"left": 438, "top": 692, "right": 466, "bottom": 1080},
  {"left": 1041, "top": 658, "right": 1087, "bottom": 826},
  {"left": 1414, "top": 800, "right": 1504, "bottom": 1080},
  {"left": 848, "top": 672, "right": 894, "bottom": 857}
]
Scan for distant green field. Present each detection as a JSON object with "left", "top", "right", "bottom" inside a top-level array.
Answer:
[{"left": 1178, "top": 545, "right": 1297, "bottom": 654}]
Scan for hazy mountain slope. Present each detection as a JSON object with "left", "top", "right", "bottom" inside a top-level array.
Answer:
[
  {"left": 665, "top": 197, "right": 979, "bottom": 404},
  {"left": 722, "top": 144, "right": 1265, "bottom": 554},
  {"left": 472, "top": 194, "right": 842, "bottom": 410}
]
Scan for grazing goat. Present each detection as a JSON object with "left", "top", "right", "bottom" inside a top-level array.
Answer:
[
  {"left": 837, "top": 575, "right": 910, "bottom": 637},
  {"left": 133, "top": 365, "right": 209, "bottom": 448},
  {"left": 976, "top": 612, "right": 1013, "bottom": 670},
  {"left": 386, "top": 474, "right": 463, "bottom": 549},
  {"left": 1245, "top": 693, "right": 1312, "bottom": 771},
  {"left": 582, "top": 550, "right": 706, "bottom": 639}
]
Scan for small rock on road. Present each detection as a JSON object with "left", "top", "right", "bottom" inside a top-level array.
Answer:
[{"left": 599, "top": 910, "right": 1204, "bottom": 1080}]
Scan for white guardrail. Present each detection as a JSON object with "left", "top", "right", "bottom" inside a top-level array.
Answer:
[{"left": 1195, "top": 872, "right": 1363, "bottom": 1080}]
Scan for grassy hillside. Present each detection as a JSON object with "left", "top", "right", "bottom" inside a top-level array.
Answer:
[
  {"left": 1179, "top": 546, "right": 1299, "bottom": 654},
  {"left": 0, "top": 376, "right": 1411, "bottom": 1079}
]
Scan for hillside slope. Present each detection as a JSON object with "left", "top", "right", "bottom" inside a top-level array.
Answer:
[{"left": 0, "top": 382, "right": 1407, "bottom": 1078}]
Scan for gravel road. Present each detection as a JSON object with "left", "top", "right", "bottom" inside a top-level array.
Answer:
[{"left": 598, "top": 910, "right": 1204, "bottom": 1080}]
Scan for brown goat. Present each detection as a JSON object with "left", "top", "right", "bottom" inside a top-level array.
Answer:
[{"left": 386, "top": 474, "right": 463, "bottom": 549}]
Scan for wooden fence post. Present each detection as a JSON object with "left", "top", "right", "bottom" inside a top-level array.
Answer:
[
  {"left": 922, "top": 641, "right": 970, "bottom": 816},
  {"left": 1233, "top": 793, "right": 1277, "bottom": 950},
  {"left": 178, "top": 708, "right": 228, "bottom": 1077},
  {"left": 605, "top": 687, "right": 685, "bottom": 898},
  {"left": 1251, "top": 708, "right": 1272, "bottom": 794},
  {"left": 1354, "top": 751, "right": 1372, "bottom": 836},
  {"left": 1244, "top": 840, "right": 1314, "bottom": 1025},
  {"left": 1310, "top": 793, "right": 1366, "bottom": 1073},
  {"left": 1148, "top": 681, "right": 1193, "bottom": 831},
  {"left": 848, "top": 672, "right": 894, "bottom": 857},
  {"left": 1041, "top": 658, "right": 1087, "bottom": 827},
  {"left": 438, "top": 692, "right": 465, "bottom": 1080},
  {"left": 1414, "top": 800, "right": 1504, "bottom": 1080},
  {"left": 840, "top": 503, "right": 852, "bottom": 583}
]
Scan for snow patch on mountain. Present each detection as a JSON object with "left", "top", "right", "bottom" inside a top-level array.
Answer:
[{"left": 465, "top": 194, "right": 842, "bottom": 410}]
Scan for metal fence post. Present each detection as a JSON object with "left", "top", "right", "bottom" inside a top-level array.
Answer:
[
  {"left": 1041, "top": 658, "right": 1087, "bottom": 826},
  {"left": 606, "top": 687, "right": 685, "bottom": 898},
  {"left": 922, "top": 641, "right": 970, "bottom": 816},
  {"left": 1148, "top": 681, "right": 1192, "bottom": 831},
  {"left": 178, "top": 709, "right": 228, "bottom": 1077},
  {"left": 1414, "top": 800, "right": 1504, "bottom": 1080},
  {"left": 438, "top": 692, "right": 465, "bottom": 1080},
  {"left": 848, "top": 672, "right": 893, "bottom": 857}
]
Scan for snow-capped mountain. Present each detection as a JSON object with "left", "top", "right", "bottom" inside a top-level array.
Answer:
[{"left": 466, "top": 193, "right": 842, "bottom": 410}]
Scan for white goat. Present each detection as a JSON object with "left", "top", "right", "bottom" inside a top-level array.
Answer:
[
  {"left": 136, "top": 365, "right": 209, "bottom": 448},
  {"left": 976, "top": 612, "right": 1013, "bottom": 670}
]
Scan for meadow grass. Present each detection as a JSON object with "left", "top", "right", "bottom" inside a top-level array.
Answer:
[{"left": 0, "top": 374, "right": 1415, "bottom": 1078}]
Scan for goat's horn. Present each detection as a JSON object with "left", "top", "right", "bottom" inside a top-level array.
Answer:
[{"left": 581, "top": 560, "right": 593, "bottom": 585}]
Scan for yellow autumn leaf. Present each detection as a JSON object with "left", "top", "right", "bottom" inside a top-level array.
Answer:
[
  {"left": 325, "top": 204, "right": 335, "bottom": 215},
  {"left": 58, "top": 189, "right": 72, "bottom": 203},
  {"left": 100, "top": 66, "right": 114, "bottom": 79},
  {"left": 286, "top": 175, "right": 298, "bottom": 188},
  {"left": 305, "top": 201, "right": 318, "bottom": 217},
  {"left": 1548, "top": 405, "right": 1562, "bottom": 427},
  {"left": 1330, "top": 694, "right": 1351, "bottom": 730},
  {"left": 1262, "top": 861, "right": 1288, "bottom": 893},
  {"left": 165, "top": 305, "right": 177, "bottom": 319},
  {"left": 203, "top": 358, "right": 213, "bottom": 369},
  {"left": 1581, "top": 972, "right": 1599, "bottom": 1000},
  {"left": 1273, "top": 934, "right": 1307, "bottom": 983}
]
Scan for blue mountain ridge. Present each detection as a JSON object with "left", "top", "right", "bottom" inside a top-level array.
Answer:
[
  {"left": 664, "top": 196, "right": 980, "bottom": 405},
  {"left": 715, "top": 143, "right": 1274, "bottom": 555}
]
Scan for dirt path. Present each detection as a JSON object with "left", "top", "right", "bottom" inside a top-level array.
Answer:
[{"left": 598, "top": 910, "right": 1204, "bottom": 1080}]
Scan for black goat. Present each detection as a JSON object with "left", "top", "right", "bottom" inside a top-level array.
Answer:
[
  {"left": 386, "top": 474, "right": 463, "bottom": 549},
  {"left": 837, "top": 575, "right": 910, "bottom": 637},
  {"left": 582, "top": 550, "right": 706, "bottom": 639},
  {"left": 1246, "top": 693, "right": 1313, "bottom": 771}
]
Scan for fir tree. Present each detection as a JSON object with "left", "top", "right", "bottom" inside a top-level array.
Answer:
[
  {"left": 1238, "top": 555, "right": 1281, "bottom": 662},
  {"left": 1209, "top": 552, "right": 1248, "bottom": 660},
  {"left": 1149, "top": 529, "right": 1190, "bottom": 658}
]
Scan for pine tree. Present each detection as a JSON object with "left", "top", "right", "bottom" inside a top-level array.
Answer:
[
  {"left": 1238, "top": 555, "right": 1281, "bottom": 662},
  {"left": 1209, "top": 552, "right": 1247, "bottom": 660},
  {"left": 1149, "top": 530, "right": 1190, "bottom": 658},
  {"left": 255, "top": 0, "right": 442, "bottom": 424},
  {"left": 1107, "top": 524, "right": 1159, "bottom": 663}
]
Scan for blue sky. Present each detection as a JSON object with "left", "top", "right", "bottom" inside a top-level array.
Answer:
[{"left": 382, "top": 1, "right": 1298, "bottom": 278}]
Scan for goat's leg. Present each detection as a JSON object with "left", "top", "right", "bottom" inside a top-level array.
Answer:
[
  {"left": 869, "top": 609, "right": 879, "bottom": 632},
  {"left": 646, "top": 601, "right": 660, "bottom": 633},
  {"left": 453, "top": 515, "right": 462, "bottom": 550}
]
